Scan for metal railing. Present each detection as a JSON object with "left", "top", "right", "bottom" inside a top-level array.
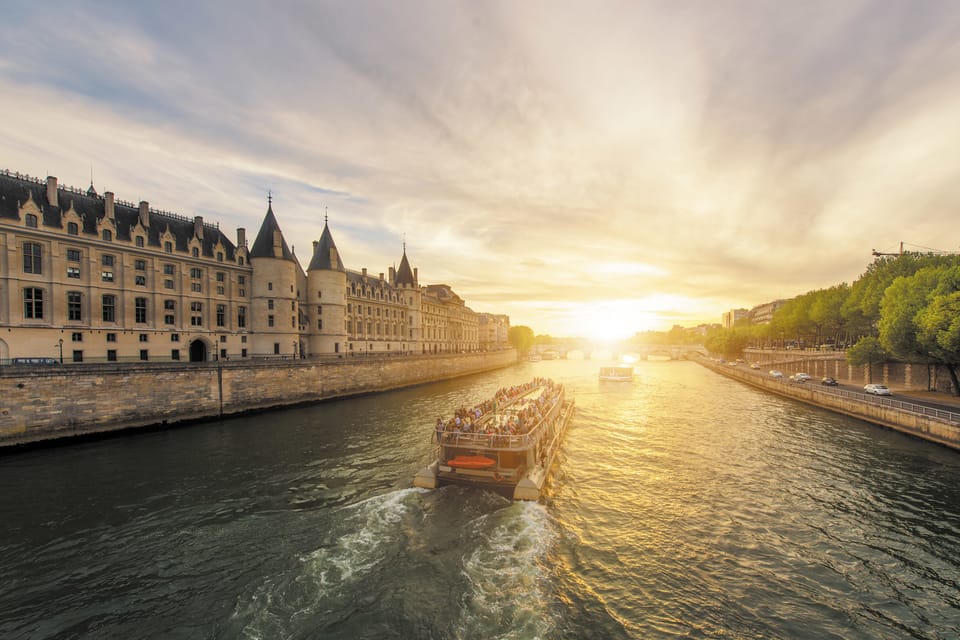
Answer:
[
  {"left": 438, "top": 396, "right": 564, "bottom": 452},
  {"left": 719, "top": 363, "right": 960, "bottom": 424}
]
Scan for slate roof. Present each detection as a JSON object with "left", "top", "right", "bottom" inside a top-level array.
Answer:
[
  {"left": 307, "top": 221, "right": 345, "bottom": 271},
  {"left": 395, "top": 250, "right": 416, "bottom": 286},
  {"left": 0, "top": 171, "right": 239, "bottom": 259},
  {"left": 249, "top": 204, "right": 294, "bottom": 261}
]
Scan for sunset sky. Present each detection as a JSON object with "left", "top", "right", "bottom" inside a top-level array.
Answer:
[{"left": 3, "top": 1, "right": 960, "bottom": 340}]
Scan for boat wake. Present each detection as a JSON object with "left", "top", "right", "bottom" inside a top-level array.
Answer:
[
  {"left": 228, "top": 487, "right": 426, "bottom": 639},
  {"left": 454, "top": 500, "right": 560, "bottom": 640}
]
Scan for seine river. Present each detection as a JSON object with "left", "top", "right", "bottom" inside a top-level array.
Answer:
[{"left": 1, "top": 359, "right": 959, "bottom": 639}]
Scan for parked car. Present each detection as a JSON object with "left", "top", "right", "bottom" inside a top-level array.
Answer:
[
  {"left": 790, "top": 373, "right": 812, "bottom": 382},
  {"left": 864, "top": 383, "right": 892, "bottom": 396},
  {"left": 769, "top": 370, "right": 784, "bottom": 378},
  {"left": 821, "top": 376, "right": 839, "bottom": 386}
]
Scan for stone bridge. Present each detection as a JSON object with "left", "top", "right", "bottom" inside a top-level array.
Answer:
[{"left": 535, "top": 343, "right": 708, "bottom": 361}]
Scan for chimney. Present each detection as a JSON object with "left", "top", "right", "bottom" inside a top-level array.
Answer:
[
  {"left": 413, "top": 267, "right": 418, "bottom": 284},
  {"left": 272, "top": 229, "right": 282, "bottom": 256},
  {"left": 389, "top": 266, "right": 395, "bottom": 283},
  {"left": 105, "top": 191, "right": 115, "bottom": 220},
  {"left": 362, "top": 267, "right": 367, "bottom": 277},
  {"left": 46, "top": 176, "right": 58, "bottom": 207},
  {"left": 312, "top": 240, "right": 319, "bottom": 252},
  {"left": 194, "top": 216, "right": 204, "bottom": 240},
  {"left": 237, "top": 227, "right": 246, "bottom": 247},
  {"left": 139, "top": 201, "right": 150, "bottom": 228},
  {"left": 379, "top": 272, "right": 384, "bottom": 281}
]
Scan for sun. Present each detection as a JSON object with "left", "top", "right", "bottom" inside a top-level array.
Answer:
[{"left": 573, "top": 301, "right": 660, "bottom": 343}]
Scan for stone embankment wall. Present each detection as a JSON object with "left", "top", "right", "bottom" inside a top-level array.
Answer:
[
  {"left": 0, "top": 349, "right": 517, "bottom": 447},
  {"left": 702, "top": 359, "right": 960, "bottom": 451},
  {"left": 744, "top": 349, "right": 951, "bottom": 392}
]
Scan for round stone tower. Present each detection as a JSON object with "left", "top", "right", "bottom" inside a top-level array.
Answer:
[{"left": 306, "top": 219, "right": 348, "bottom": 355}]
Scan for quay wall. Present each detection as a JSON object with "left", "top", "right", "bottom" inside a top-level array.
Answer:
[
  {"left": 701, "top": 359, "right": 960, "bottom": 451},
  {"left": 744, "top": 349, "right": 950, "bottom": 392},
  {"left": 0, "top": 349, "right": 518, "bottom": 447}
]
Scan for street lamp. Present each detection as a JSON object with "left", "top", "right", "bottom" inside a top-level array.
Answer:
[{"left": 57, "top": 338, "right": 63, "bottom": 364}]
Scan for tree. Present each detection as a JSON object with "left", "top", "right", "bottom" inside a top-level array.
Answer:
[
  {"left": 914, "top": 265, "right": 960, "bottom": 394},
  {"left": 846, "top": 336, "right": 888, "bottom": 382},
  {"left": 508, "top": 325, "right": 535, "bottom": 354}
]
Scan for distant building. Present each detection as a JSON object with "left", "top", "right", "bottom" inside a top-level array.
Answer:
[
  {"left": 0, "top": 169, "right": 494, "bottom": 363},
  {"left": 722, "top": 308, "right": 749, "bottom": 329},
  {"left": 478, "top": 313, "right": 510, "bottom": 350},
  {"left": 749, "top": 299, "right": 785, "bottom": 325}
]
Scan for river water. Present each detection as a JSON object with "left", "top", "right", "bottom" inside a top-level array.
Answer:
[{"left": 1, "top": 359, "right": 959, "bottom": 639}]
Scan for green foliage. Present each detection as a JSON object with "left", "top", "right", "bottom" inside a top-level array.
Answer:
[
  {"left": 846, "top": 336, "right": 888, "bottom": 367},
  {"left": 508, "top": 325, "right": 535, "bottom": 353},
  {"left": 704, "top": 327, "right": 750, "bottom": 359},
  {"left": 878, "top": 267, "right": 943, "bottom": 362}
]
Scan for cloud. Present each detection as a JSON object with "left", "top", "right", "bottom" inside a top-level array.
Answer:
[{"left": 3, "top": 1, "right": 960, "bottom": 335}]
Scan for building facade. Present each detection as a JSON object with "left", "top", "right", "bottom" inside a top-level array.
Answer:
[{"left": 0, "top": 170, "right": 507, "bottom": 363}]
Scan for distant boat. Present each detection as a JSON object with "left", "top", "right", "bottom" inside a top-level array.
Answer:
[{"left": 599, "top": 366, "right": 634, "bottom": 382}]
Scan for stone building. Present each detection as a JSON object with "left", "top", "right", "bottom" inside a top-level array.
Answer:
[{"left": 0, "top": 170, "right": 498, "bottom": 363}]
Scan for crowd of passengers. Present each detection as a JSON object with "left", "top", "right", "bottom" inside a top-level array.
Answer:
[{"left": 434, "top": 377, "right": 564, "bottom": 443}]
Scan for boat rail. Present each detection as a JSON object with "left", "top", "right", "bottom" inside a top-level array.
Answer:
[{"left": 438, "top": 396, "right": 564, "bottom": 452}]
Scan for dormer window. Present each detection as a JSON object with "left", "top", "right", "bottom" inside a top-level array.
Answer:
[
  {"left": 136, "top": 236, "right": 145, "bottom": 248},
  {"left": 217, "top": 252, "right": 223, "bottom": 262},
  {"left": 192, "top": 247, "right": 199, "bottom": 257},
  {"left": 67, "top": 222, "right": 78, "bottom": 235},
  {"left": 25, "top": 213, "right": 38, "bottom": 228},
  {"left": 102, "top": 229, "right": 112, "bottom": 242},
  {"left": 164, "top": 241, "right": 172, "bottom": 253}
]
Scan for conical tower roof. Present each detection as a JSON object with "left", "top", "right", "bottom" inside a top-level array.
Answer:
[
  {"left": 395, "top": 247, "right": 415, "bottom": 286},
  {"left": 308, "top": 220, "right": 345, "bottom": 271},
  {"left": 249, "top": 202, "right": 294, "bottom": 260}
]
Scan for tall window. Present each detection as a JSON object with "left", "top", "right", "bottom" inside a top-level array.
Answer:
[
  {"left": 23, "top": 242, "right": 42, "bottom": 274},
  {"left": 102, "top": 295, "right": 116, "bottom": 322},
  {"left": 135, "top": 298, "right": 147, "bottom": 323},
  {"left": 67, "top": 291, "right": 82, "bottom": 321},
  {"left": 238, "top": 306, "right": 246, "bottom": 328},
  {"left": 191, "top": 302, "right": 203, "bottom": 326},
  {"left": 24, "top": 288, "right": 43, "bottom": 319},
  {"left": 192, "top": 247, "right": 199, "bottom": 257},
  {"left": 216, "top": 304, "right": 225, "bottom": 327},
  {"left": 164, "top": 241, "right": 172, "bottom": 253},
  {"left": 102, "top": 229, "right": 112, "bottom": 242},
  {"left": 163, "top": 263, "right": 175, "bottom": 275},
  {"left": 135, "top": 236, "right": 145, "bottom": 247},
  {"left": 135, "top": 259, "right": 146, "bottom": 271},
  {"left": 190, "top": 267, "right": 202, "bottom": 278}
]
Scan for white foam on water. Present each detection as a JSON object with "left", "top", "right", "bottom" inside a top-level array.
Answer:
[
  {"left": 231, "top": 488, "right": 422, "bottom": 638},
  {"left": 455, "top": 501, "right": 560, "bottom": 640}
]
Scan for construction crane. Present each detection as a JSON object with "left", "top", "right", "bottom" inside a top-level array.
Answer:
[
  {"left": 871, "top": 242, "right": 904, "bottom": 257},
  {"left": 872, "top": 241, "right": 958, "bottom": 257}
]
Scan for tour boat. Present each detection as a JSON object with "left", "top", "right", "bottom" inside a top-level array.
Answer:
[
  {"left": 413, "top": 378, "right": 574, "bottom": 501},
  {"left": 599, "top": 366, "right": 634, "bottom": 382}
]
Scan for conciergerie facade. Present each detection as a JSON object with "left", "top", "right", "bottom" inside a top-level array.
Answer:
[{"left": 0, "top": 169, "right": 510, "bottom": 364}]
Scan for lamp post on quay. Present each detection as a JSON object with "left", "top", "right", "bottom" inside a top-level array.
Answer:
[{"left": 57, "top": 338, "right": 63, "bottom": 364}]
